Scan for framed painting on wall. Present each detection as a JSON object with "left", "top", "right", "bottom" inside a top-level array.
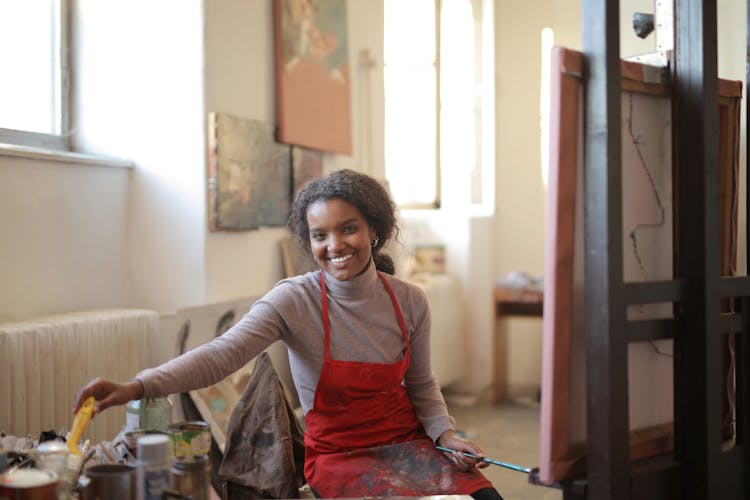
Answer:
[
  {"left": 273, "top": 0, "right": 352, "bottom": 154},
  {"left": 291, "top": 146, "right": 323, "bottom": 197},
  {"left": 207, "top": 112, "right": 292, "bottom": 232},
  {"left": 538, "top": 46, "right": 742, "bottom": 484}
]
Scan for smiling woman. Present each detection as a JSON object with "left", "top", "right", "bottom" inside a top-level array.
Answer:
[
  {"left": 74, "top": 169, "right": 504, "bottom": 499},
  {"left": 305, "top": 198, "right": 376, "bottom": 281},
  {"left": 288, "top": 168, "right": 396, "bottom": 279}
]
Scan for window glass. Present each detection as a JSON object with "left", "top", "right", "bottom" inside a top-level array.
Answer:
[
  {"left": 384, "top": 0, "right": 438, "bottom": 207},
  {"left": 0, "top": 0, "right": 67, "bottom": 148},
  {"left": 384, "top": 0, "right": 490, "bottom": 209},
  {"left": 384, "top": 0, "right": 435, "bottom": 65},
  {"left": 385, "top": 66, "right": 437, "bottom": 205}
]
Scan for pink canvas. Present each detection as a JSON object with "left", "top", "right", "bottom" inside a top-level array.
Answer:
[{"left": 539, "top": 46, "right": 582, "bottom": 484}]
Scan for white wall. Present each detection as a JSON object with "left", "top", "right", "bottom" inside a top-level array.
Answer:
[
  {"left": 73, "top": 0, "right": 207, "bottom": 314},
  {"left": 0, "top": 155, "right": 130, "bottom": 322},
  {"left": 493, "top": 0, "right": 580, "bottom": 398}
]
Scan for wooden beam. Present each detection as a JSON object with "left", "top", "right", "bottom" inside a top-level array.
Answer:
[
  {"left": 582, "top": 1, "right": 629, "bottom": 498},
  {"left": 673, "top": 0, "right": 722, "bottom": 498}
]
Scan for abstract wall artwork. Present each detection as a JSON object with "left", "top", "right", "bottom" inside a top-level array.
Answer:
[
  {"left": 274, "top": 0, "right": 352, "bottom": 154},
  {"left": 291, "top": 146, "right": 323, "bottom": 197},
  {"left": 207, "top": 112, "right": 292, "bottom": 231}
]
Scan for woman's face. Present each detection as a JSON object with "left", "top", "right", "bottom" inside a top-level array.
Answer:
[{"left": 306, "top": 198, "right": 376, "bottom": 281}]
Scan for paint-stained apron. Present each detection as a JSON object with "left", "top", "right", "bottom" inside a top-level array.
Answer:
[{"left": 303, "top": 271, "right": 493, "bottom": 498}]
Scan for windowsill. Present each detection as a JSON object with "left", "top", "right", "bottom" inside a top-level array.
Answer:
[
  {"left": 0, "top": 143, "right": 134, "bottom": 168},
  {"left": 399, "top": 204, "right": 495, "bottom": 219}
]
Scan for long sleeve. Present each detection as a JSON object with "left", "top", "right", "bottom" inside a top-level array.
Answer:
[{"left": 136, "top": 301, "right": 287, "bottom": 398}]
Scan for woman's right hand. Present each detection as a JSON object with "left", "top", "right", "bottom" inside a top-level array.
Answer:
[{"left": 72, "top": 377, "right": 144, "bottom": 416}]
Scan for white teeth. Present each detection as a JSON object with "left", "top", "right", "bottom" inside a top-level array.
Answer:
[{"left": 330, "top": 254, "right": 353, "bottom": 264}]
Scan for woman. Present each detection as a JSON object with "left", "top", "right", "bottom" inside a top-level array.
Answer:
[{"left": 74, "top": 169, "right": 502, "bottom": 499}]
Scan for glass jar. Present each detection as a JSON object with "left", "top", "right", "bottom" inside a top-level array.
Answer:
[{"left": 126, "top": 398, "right": 173, "bottom": 432}]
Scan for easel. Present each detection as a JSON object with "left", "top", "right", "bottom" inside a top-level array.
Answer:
[{"left": 563, "top": 1, "right": 750, "bottom": 498}]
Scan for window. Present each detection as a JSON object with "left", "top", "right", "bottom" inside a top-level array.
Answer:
[
  {"left": 384, "top": 0, "right": 494, "bottom": 210},
  {"left": 0, "top": 0, "right": 70, "bottom": 150}
]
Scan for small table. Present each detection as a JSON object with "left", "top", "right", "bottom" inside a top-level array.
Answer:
[{"left": 493, "top": 285, "right": 544, "bottom": 404}]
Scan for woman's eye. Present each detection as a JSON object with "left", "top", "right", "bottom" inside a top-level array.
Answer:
[{"left": 310, "top": 233, "right": 325, "bottom": 241}]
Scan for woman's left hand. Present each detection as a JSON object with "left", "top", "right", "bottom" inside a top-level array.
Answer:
[{"left": 437, "top": 430, "right": 489, "bottom": 471}]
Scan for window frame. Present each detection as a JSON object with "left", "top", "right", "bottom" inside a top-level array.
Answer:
[{"left": 384, "top": 0, "right": 492, "bottom": 211}]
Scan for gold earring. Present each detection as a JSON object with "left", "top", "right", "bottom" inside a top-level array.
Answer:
[{"left": 371, "top": 236, "right": 379, "bottom": 247}]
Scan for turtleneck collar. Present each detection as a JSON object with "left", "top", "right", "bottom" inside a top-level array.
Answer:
[{"left": 322, "top": 257, "right": 380, "bottom": 299}]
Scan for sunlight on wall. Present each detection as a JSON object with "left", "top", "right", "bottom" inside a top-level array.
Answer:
[
  {"left": 540, "top": 27, "right": 554, "bottom": 192},
  {"left": 74, "top": 0, "right": 203, "bottom": 193}
]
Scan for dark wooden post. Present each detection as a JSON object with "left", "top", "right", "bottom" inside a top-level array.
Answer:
[
  {"left": 672, "top": 0, "right": 722, "bottom": 498},
  {"left": 581, "top": 1, "right": 630, "bottom": 498}
]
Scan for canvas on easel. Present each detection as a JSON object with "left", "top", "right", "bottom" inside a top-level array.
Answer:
[{"left": 538, "top": 46, "right": 742, "bottom": 484}]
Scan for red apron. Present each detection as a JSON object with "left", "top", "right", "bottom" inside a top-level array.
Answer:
[{"left": 304, "top": 271, "right": 493, "bottom": 498}]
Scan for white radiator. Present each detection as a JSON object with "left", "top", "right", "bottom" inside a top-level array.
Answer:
[
  {"left": 409, "top": 273, "right": 464, "bottom": 387},
  {"left": 0, "top": 309, "right": 158, "bottom": 445}
]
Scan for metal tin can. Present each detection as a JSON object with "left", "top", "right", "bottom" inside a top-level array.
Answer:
[
  {"left": 167, "top": 421, "right": 211, "bottom": 462},
  {"left": 170, "top": 455, "right": 209, "bottom": 500}
]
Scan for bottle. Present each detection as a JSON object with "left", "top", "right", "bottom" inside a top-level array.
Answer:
[
  {"left": 136, "top": 434, "right": 171, "bottom": 500},
  {"left": 126, "top": 400, "right": 142, "bottom": 432}
]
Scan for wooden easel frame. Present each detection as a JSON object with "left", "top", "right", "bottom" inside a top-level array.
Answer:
[
  {"left": 538, "top": 44, "right": 743, "bottom": 489},
  {"left": 557, "top": 1, "right": 750, "bottom": 498}
]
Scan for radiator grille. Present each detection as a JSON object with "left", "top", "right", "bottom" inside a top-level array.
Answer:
[{"left": 0, "top": 309, "right": 157, "bottom": 444}]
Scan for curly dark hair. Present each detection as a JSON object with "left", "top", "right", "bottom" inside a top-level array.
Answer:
[{"left": 289, "top": 169, "right": 399, "bottom": 274}]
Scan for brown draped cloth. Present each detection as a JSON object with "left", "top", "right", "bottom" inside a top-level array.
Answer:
[{"left": 219, "top": 352, "right": 306, "bottom": 499}]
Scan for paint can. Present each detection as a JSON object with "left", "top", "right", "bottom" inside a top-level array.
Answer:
[
  {"left": 82, "top": 464, "right": 136, "bottom": 500},
  {"left": 170, "top": 455, "right": 209, "bottom": 500},
  {"left": 167, "top": 422, "right": 211, "bottom": 462},
  {"left": 0, "top": 469, "right": 59, "bottom": 499}
]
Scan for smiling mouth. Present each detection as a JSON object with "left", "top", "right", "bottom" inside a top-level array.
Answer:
[{"left": 329, "top": 254, "right": 353, "bottom": 264}]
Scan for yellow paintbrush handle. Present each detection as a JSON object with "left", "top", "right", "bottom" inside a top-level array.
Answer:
[{"left": 67, "top": 396, "right": 95, "bottom": 455}]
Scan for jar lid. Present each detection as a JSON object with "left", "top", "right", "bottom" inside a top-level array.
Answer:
[
  {"left": 36, "top": 440, "right": 68, "bottom": 454},
  {"left": 137, "top": 434, "right": 170, "bottom": 462},
  {"left": 0, "top": 469, "right": 58, "bottom": 487}
]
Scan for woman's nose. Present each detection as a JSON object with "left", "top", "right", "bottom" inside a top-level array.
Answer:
[{"left": 327, "top": 234, "right": 344, "bottom": 251}]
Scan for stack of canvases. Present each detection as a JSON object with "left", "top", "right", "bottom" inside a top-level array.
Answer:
[{"left": 0, "top": 309, "right": 158, "bottom": 445}]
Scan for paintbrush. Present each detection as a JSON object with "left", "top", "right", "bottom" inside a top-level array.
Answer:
[{"left": 435, "top": 445, "right": 531, "bottom": 474}]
